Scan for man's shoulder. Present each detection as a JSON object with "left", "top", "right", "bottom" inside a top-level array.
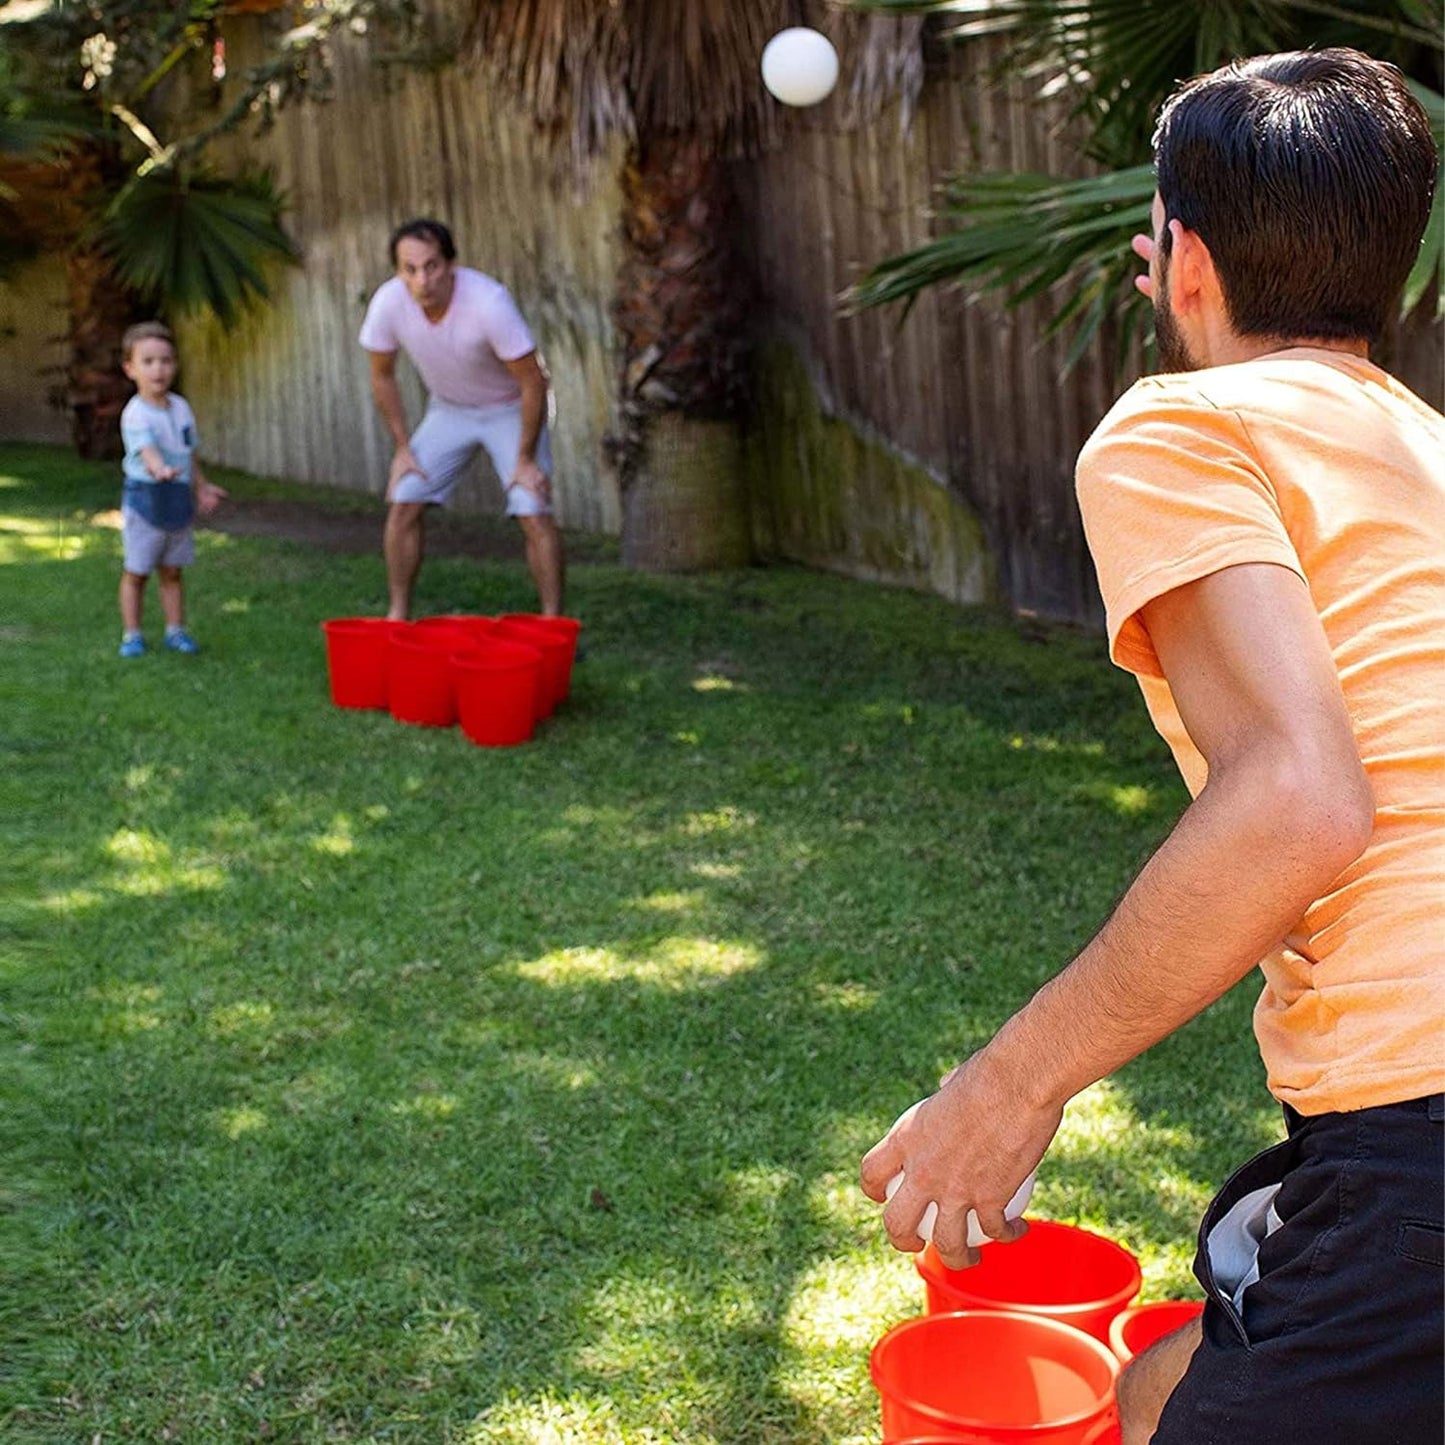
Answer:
[
  {"left": 1081, "top": 373, "right": 1217, "bottom": 461},
  {"left": 456, "top": 265, "right": 504, "bottom": 291},
  {"left": 455, "top": 267, "right": 519, "bottom": 310},
  {"left": 364, "top": 275, "right": 408, "bottom": 313},
  {"left": 1084, "top": 356, "right": 1344, "bottom": 454}
]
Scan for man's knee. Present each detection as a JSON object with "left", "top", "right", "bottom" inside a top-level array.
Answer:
[
  {"left": 157, "top": 565, "right": 183, "bottom": 584},
  {"left": 1117, "top": 1318, "right": 1201, "bottom": 1445},
  {"left": 387, "top": 502, "right": 427, "bottom": 534},
  {"left": 516, "top": 513, "right": 558, "bottom": 542}
]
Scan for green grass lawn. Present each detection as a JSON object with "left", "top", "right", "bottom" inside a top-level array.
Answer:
[{"left": 0, "top": 442, "right": 1279, "bottom": 1443}]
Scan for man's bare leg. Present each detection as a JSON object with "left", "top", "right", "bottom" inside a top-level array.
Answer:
[
  {"left": 384, "top": 502, "right": 428, "bottom": 621},
  {"left": 518, "top": 514, "right": 565, "bottom": 616},
  {"left": 1118, "top": 1318, "right": 1202, "bottom": 1445}
]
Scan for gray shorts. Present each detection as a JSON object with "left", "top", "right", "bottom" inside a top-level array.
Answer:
[
  {"left": 392, "top": 399, "right": 553, "bottom": 516},
  {"left": 122, "top": 508, "right": 196, "bottom": 574}
]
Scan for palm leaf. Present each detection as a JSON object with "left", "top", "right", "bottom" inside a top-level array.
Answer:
[
  {"left": 849, "top": 0, "right": 1432, "bottom": 167},
  {"left": 846, "top": 164, "right": 1155, "bottom": 361},
  {"left": 844, "top": 0, "right": 1441, "bottom": 364},
  {"left": 1401, "top": 80, "right": 1444, "bottom": 317},
  {"left": 94, "top": 167, "right": 298, "bottom": 329}
]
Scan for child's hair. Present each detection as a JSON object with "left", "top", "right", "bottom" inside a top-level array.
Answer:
[{"left": 121, "top": 320, "right": 176, "bottom": 360}]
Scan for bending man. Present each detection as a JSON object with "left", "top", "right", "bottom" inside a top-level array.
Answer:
[{"left": 360, "top": 217, "right": 564, "bottom": 618}]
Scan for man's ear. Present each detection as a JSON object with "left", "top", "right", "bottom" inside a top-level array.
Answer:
[{"left": 1165, "top": 219, "right": 1217, "bottom": 317}]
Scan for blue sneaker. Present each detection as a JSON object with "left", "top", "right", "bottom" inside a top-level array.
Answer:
[
  {"left": 119, "top": 634, "right": 146, "bottom": 658},
  {"left": 164, "top": 628, "right": 201, "bottom": 655}
]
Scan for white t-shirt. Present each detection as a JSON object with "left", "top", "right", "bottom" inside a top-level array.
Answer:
[
  {"left": 358, "top": 267, "right": 536, "bottom": 410},
  {"left": 120, "top": 393, "right": 198, "bottom": 484}
]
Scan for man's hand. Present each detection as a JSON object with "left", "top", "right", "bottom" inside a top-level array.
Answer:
[
  {"left": 860, "top": 1050, "right": 1058, "bottom": 1270},
  {"left": 387, "top": 446, "right": 426, "bottom": 501},
  {"left": 1131, "top": 233, "right": 1155, "bottom": 298},
  {"left": 195, "top": 481, "right": 228, "bottom": 516},
  {"left": 510, "top": 456, "right": 552, "bottom": 506}
]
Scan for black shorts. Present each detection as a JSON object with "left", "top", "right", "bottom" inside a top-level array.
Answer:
[{"left": 1153, "top": 1093, "right": 1443, "bottom": 1444}]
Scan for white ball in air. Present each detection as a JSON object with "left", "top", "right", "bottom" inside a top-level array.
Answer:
[{"left": 761, "top": 28, "right": 839, "bottom": 108}]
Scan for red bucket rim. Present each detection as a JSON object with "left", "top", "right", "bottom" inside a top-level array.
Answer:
[
  {"left": 499, "top": 612, "right": 582, "bottom": 632},
  {"left": 493, "top": 620, "right": 570, "bottom": 651},
  {"left": 453, "top": 639, "right": 544, "bottom": 671},
  {"left": 322, "top": 616, "right": 400, "bottom": 633},
  {"left": 1108, "top": 1300, "right": 1204, "bottom": 1363},
  {"left": 870, "top": 1309, "right": 1120, "bottom": 1434},
  {"left": 917, "top": 1221, "right": 1142, "bottom": 1319},
  {"left": 389, "top": 632, "right": 460, "bottom": 657}
]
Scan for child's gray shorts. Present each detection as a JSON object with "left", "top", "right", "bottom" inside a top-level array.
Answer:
[{"left": 122, "top": 508, "right": 196, "bottom": 574}]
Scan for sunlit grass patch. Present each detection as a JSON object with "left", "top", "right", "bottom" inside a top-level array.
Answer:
[
  {"left": 1070, "top": 780, "right": 1156, "bottom": 814},
  {"left": 516, "top": 939, "right": 762, "bottom": 991},
  {"left": 681, "top": 806, "right": 757, "bottom": 836},
  {"left": 216, "top": 1104, "right": 269, "bottom": 1139},
  {"left": 1, "top": 441, "right": 1269, "bottom": 1445},
  {"left": 465, "top": 1394, "right": 633, "bottom": 1445}
]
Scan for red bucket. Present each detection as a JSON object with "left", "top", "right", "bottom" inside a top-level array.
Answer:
[
  {"left": 1107, "top": 1300, "right": 1204, "bottom": 1366},
  {"left": 413, "top": 614, "right": 496, "bottom": 645},
  {"left": 871, "top": 1310, "right": 1121, "bottom": 1444},
  {"left": 454, "top": 639, "right": 544, "bottom": 746},
  {"left": 917, "top": 1223, "right": 1142, "bottom": 1343},
  {"left": 321, "top": 618, "right": 402, "bottom": 709},
  {"left": 495, "top": 615, "right": 581, "bottom": 713},
  {"left": 388, "top": 630, "right": 461, "bottom": 727}
]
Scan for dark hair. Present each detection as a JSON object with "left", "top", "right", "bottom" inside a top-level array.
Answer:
[
  {"left": 121, "top": 320, "right": 175, "bottom": 360},
  {"left": 388, "top": 218, "right": 457, "bottom": 267},
  {"left": 1153, "top": 48, "right": 1437, "bottom": 344}
]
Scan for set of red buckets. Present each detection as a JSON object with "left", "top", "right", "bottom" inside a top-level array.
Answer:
[
  {"left": 872, "top": 1221, "right": 1205, "bottom": 1443},
  {"left": 320, "top": 614, "right": 582, "bottom": 746}
]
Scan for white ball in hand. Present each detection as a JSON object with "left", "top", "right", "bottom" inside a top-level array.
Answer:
[
  {"left": 885, "top": 1170, "right": 1037, "bottom": 1249},
  {"left": 760, "top": 28, "right": 839, "bottom": 108}
]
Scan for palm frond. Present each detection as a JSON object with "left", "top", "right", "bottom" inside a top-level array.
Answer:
[
  {"left": 846, "top": 164, "right": 1155, "bottom": 362},
  {"left": 94, "top": 167, "right": 298, "bottom": 329},
  {"left": 1401, "top": 81, "right": 1444, "bottom": 318},
  {"left": 847, "top": 0, "right": 1435, "bottom": 165},
  {"left": 466, "top": 0, "right": 928, "bottom": 159},
  {"left": 843, "top": 0, "right": 1441, "bottom": 367}
]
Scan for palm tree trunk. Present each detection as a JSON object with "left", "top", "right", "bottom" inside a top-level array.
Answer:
[
  {"left": 612, "top": 134, "right": 752, "bottom": 571},
  {"left": 59, "top": 141, "right": 143, "bottom": 459}
]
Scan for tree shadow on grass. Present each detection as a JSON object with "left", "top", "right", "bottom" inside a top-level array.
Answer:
[
  {"left": 5, "top": 460, "right": 1262, "bottom": 1443},
  {"left": 12, "top": 742, "right": 1261, "bottom": 1442}
]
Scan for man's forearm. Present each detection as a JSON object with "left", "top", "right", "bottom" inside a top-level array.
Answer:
[
  {"left": 983, "top": 743, "right": 1371, "bottom": 1113},
  {"left": 517, "top": 377, "right": 545, "bottom": 463},
  {"left": 371, "top": 374, "right": 412, "bottom": 450}
]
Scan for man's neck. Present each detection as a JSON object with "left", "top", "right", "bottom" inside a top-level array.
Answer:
[
  {"left": 1204, "top": 331, "right": 1370, "bottom": 368},
  {"left": 422, "top": 272, "right": 457, "bottom": 324}
]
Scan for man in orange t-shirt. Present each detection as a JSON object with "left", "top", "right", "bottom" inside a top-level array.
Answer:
[{"left": 860, "top": 48, "right": 1442, "bottom": 1444}]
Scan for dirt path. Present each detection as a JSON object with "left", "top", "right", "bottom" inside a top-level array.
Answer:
[{"left": 95, "top": 497, "right": 613, "bottom": 562}]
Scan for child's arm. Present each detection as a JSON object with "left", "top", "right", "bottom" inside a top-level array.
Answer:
[
  {"left": 191, "top": 457, "right": 229, "bottom": 516},
  {"left": 139, "top": 443, "right": 179, "bottom": 481}
]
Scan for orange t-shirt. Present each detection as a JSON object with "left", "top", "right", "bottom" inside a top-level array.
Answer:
[{"left": 1075, "top": 347, "right": 1445, "bottom": 1115}]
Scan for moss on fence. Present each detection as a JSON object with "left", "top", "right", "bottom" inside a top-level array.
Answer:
[{"left": 744, "top": 341, "right": 994, "bottom": 606}]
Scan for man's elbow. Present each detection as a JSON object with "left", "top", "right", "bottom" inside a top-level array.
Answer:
[{"left": 1274, "top": 753, "right": 1375, "bottom": 880}]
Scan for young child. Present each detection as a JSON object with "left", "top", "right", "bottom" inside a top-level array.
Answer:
[{"left": 117, "top": 321, "right": 227, "bottom": 657}]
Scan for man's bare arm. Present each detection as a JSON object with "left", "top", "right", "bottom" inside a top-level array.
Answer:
[
  {"left": 504, "top": 352, "right": 551, "bottom": 504},
  {"left": 862, "top": 562, "right": 1374, "bottom": 1266},
  {"left": 368, "top": 350, "right": 426, "bottom": 499}
]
